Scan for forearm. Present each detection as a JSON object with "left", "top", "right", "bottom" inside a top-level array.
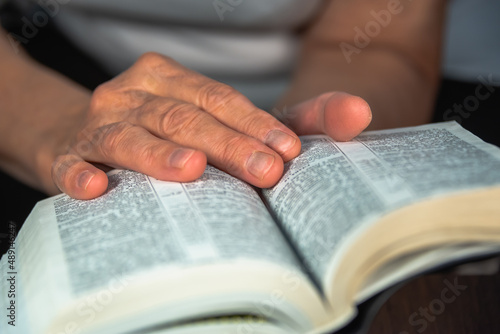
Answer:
[
  {"left": 0, "top": 29, "right": 91, "bottom": 193},
  {"left": 278, "top": 0, "right": 447, "bottom": 130},
  {"left": 278, "top": 45, "right": 440, "bottom": 130}
]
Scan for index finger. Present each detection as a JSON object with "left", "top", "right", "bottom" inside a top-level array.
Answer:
[{"left": 132, "top": 53, "right": 302, "bottom": 162}]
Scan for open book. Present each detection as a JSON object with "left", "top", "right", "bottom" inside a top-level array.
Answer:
[{"left": 2, "top": 122, "right": 500, "bottom": 334}]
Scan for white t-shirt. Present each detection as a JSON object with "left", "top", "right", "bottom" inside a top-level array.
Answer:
[{"left": 28, "top": 0, "right": 500, "bottom": 109}]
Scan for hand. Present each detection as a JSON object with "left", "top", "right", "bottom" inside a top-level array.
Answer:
[
  {"left": 51, "top": 52, "right": 303, "bottom": 199},
  {"left": 51, "top": 53, "right": 371, "bottom": 200}
]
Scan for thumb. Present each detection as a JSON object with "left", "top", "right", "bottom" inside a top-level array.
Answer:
[{"left": 282, "top": 92, "right": 372, "bottom": 141}]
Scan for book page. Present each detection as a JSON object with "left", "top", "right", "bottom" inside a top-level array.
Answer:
[
  {"left": 0, "top": 199, "right": 75, "bottom": 334},
  {"left": 53, "top": 166, "right": 303, "bottom": 296},
  {"left": 263, "top": 122, "right": 500, "bottom": 287},
  {"left": 3, "top": 166, "right": 335, "bottom": 334}
]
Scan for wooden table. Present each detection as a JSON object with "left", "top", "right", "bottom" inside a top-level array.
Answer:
[{"left": 365, "top": 257, "right": 500, "bottom": 334}]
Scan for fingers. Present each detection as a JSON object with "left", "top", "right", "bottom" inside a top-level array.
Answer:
[
  {"left": 135, "top": 99, "right": 284, "bottom": 188},
  {"left": 51, "top": 53, "right": 374, "bottom": 201},
  {"left": 283, "top": 92, "right": 372, "bottom": 141},
  {"left": 52, "top": 155, "right": 109, "bottom": 200},
  {"left": 54, "top": 123, "right": 208, "bottom": 199},
  {"left": 130, "top": 53, "right": 301, "bottom": 161},
  {"left": 190, "top": 81, "right": 301, "bottom": 161},
  {"left": 77, "top": 122, "right": 207, "bottom": 181}
]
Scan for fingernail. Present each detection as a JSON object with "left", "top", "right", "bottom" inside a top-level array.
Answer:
[
  {"left": 246, "top": 151, "right": 275, "bottom": 180},
  {"left": 265, "top": 130, "right": 297, "bottom": 155},
  {"left": 170, "top": 148, "right": 195, "bottom": 169},
  {"left": 77, "top": 170, "right": 95, "bottom": 190}
]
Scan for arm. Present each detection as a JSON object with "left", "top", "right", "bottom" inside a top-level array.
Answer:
[
  {"left": 0, "top": 27, "right": 305, "bottom": 199},
  {"left": 1, "top": 27, "right": 315, "bottom": 200},
  {"left": 278, "top": 0, "right": 448, "bottom": 130},
  {"left": 2, "top": 2, "right": 386, "bottom": 200},
  {"left": 0, "top": 30, "right": 91, "bottom": 193}
]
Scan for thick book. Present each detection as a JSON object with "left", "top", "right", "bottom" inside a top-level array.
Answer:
[{"left": 2, "top": 122, "right": 500, "bottom": 334}]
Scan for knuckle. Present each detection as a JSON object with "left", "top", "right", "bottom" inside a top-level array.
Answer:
[
  {"left": 198, "top": 82, "right": 243, "bottom": 114},
  {"left": 311, "top": 92, "right": 334, "bottom": 112},
  {"left": 73, "top": 135, "right": 93, "bottom": 157},
  {"left": 51, "top": 156, "right": 68, "bottom": 181},
  {"left": 136, "top": 144, "right": 159, "bottom": 169},
  {"left": 51, "top": 155, "right": 78, "bottom": 188},
  {"left": 136, "top": 52, "right": 165, "bottom": 67},
  {"left": 72, "top": 125, "right": 99, "bottom": 156},
  {"left": 90, "top": 83, "right": 113, "bottom": 111},
  {"left": 134, "top": 53, "right": 182, "bottom": 88},
  {"left": 238, "top": 112, "right": 274, "bottom": 138},
  {"left": 318, "top": 92, "right": 336, "bottom": 102},
  {"left": 215, "top": 136, "right": 250, "bottom": 173},
  {"left": 135, "top": 52, "right": 174, "bottom": 73},
  {"left": 160, "top": 103, "right": 204, "bottom": 138},
  {"left": 99, "top": 122, "right": 136, "bottom": 159},
  {"left": 92, "top": 83, "right": 151, "bottom": 112}
]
